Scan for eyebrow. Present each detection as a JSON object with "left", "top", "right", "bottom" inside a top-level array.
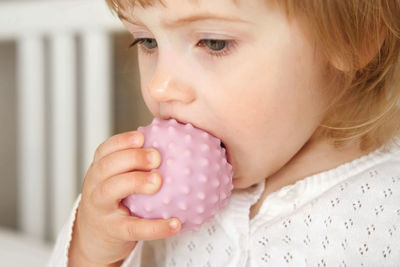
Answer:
[{"left": 118, "top": 11, "right": 250, "bottom": 28}]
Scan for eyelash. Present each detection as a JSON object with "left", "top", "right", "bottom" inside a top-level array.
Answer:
[{"left": 128, "top": 38, "right": 237, "bottom": 58}]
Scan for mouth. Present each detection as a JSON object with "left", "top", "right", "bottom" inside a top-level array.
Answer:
[
  {"left": 165, "top": 116, "right": 230, "bottom": 163},
  {"left": 220, "top": 141, "right": 232, "bottom": 166},
  {"left": 220, "top": 141, "right": 226, "bottom": 149}
]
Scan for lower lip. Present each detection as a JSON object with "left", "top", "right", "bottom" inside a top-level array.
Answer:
[{"left": 220, "top": 141, "right": 232, "bottom": 165}]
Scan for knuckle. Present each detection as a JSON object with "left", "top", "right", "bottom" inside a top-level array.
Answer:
[
  {"left": 150, "top": 224, "right": 159, "bottom": 236},
  {"left": 94, "top": 141, "right": 106, "bottom": 160},
  {"left": 128, "top": 172, "right": 141, "bottom": 187},
  {"left": 81, "top": 176, "right": 92, "bottom": 195},
  {"left": 82, "top": 169, "right": 99, "bottom": 199},
  {"left": 87, "top": 161, "right": 95, "bottom": 172},
  {"left": 129, "top": 149, "right": 145, "bottom": 165},
  {"left": 82, "top": 164, "right": 94, "bottom": 184},
  {"left": 96, "top": 158, "right": 110, "bottom": 175},
  {"left": 98, "top": 181, "right": 113, "bottom": 200},
  {"left": 89, "top": 186, "right": 100, "bottom": 207},
  {"left": 85, "top": 162, "right": 97, "bottom": 179},
  {"left": 129, "top": 148, "right": 140, "bottom": 158},
  {"left": 104, "top": 219, "right": 117, "bottom": 238},
  {"left": 113, "top": 131, "right": 135, "bottom": 149},
  {"left": 111, "top": 134, "right": 125, "bottom": 148},
  {"left": 131, "top": 173, "right": 157, "bottom": 195},
  {"left": 126, "top": 223, "right": 139, "bottom": 240}
]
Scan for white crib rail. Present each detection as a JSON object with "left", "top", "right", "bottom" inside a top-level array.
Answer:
[
  {"left": 82, "top": 32, "right": 113, "bottom": 177},
  {"left": 50, "top": 32, "right": 78, "bottom": 239},
  {"left": 0, "top": 0, "right": 124, "bottom": 241},
  {"left": 16, "top": 36, "right": 47, "bottom": 240}
]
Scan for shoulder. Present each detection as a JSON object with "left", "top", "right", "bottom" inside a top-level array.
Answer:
[
  {"left": 249, "top": 145, "right": 400, "bottom": 266},
  {"left": 311, "top": 144, "right": 400, "bottom": 223},
  {"left": 333, "top": 143, "right": 400, "bottom": 208}
]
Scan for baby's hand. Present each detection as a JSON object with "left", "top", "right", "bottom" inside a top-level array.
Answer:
[{"left": 68, "top": 131, "right": 181, "bottom": 267}]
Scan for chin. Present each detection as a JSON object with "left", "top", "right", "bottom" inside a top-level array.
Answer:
[
  {"left": 232, "top": 177, "right": 251, "bottom": 189},
  {"left": 233, "top": 174, "right": 266, "bottom": 189}
]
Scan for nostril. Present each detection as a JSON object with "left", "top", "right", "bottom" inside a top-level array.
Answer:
[{"left": 148, "top": 75, "right": 196, "bottom": 104}]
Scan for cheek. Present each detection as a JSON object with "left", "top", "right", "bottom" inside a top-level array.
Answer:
[
  {"left": 210, "top": 40, "right": 326, "bottom": 152},
  {"left": 140, "top": 82, "right": 154, "bottom": 112},
  {"left": 138, "top": 54, "right": 159, "bottom": 115},
  {"left": 211, "top": 60, "right": 285, "bottom": 132}
]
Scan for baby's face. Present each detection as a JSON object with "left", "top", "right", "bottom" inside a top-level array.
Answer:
[{"left": 121, "top": 0, "right": 333, "bottom": 189}]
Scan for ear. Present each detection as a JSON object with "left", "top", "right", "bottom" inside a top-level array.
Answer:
[{"left": 331, "top": 27, "right": 386, "bottom": 72}]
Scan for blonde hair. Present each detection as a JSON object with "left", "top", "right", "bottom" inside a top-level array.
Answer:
[{"left": 106, "top": 0, "right": 400, "bottom": 151}]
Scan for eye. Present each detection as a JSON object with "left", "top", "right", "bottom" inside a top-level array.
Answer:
[
  {"left": 129, "top": 38, "right": 237, "bottom": 58},
  {"left": 129, "top": 38, "right": 158, "bottom": 53},
  {"left": 141, "top": 38, "right": 157, "bottom": 49},
  {"left": 199, "top": 39, "right": 228, "bottom": 51},
  {"left": 197, "top": 39, "right": 237, "bottom": 58}
]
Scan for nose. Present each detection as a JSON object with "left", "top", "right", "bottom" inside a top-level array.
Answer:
[{"left": 148, "top": 68, "right": 196, "bottom": 104}]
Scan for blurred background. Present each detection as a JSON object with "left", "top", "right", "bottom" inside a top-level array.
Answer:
[{"left": 0, "top": 0, "right": 152, "bottom": 265}]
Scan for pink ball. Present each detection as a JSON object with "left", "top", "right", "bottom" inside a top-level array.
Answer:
[{"left": 122, "top": 118, "right": 233, "bottom": 232}]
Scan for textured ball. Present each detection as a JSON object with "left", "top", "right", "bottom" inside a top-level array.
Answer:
[{"left": 122, "top": 118, "right": 233, "bottom": 232}]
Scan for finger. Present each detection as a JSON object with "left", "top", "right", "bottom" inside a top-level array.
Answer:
[
  {"left": 92, "top": 172, "right": 162, "bottom": 211},
  {"left": 112, "top": 217, "right": 181, "bottom": 241},
  {"left": 92, "top": 148, "right": 161, "bottom": 182},
  {"left": 94, "top": 131, "right": 144, "bottom": 162}
]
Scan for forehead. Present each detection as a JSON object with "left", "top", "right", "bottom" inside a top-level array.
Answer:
[
  {"left": 110, "top": 0, "right": 239, "bottom": 10},
  {"left": 114, "top": 0, "right": 274, "bottom": 25}
]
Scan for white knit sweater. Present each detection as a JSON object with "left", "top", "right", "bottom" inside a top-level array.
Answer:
[{"left": 48, "top": 141, "right": 400, "bottom": 267}]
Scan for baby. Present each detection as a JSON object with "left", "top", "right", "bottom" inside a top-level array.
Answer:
[{"left": 49, "top": 0, "right": 400, "bottom": 266}]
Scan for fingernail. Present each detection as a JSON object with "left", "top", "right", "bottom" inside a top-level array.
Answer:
[
  {"left": 147, "top": 150, "right": 159, "bottom": 166},
  {"left": 169, "top": 219, "right": 179, "bottom": 230},
  {"left": 147, "top": 173, "right": 159, "bottom": 185},
  {"left": 131, "top": 133, "right": 143, "bottom": 147}
]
